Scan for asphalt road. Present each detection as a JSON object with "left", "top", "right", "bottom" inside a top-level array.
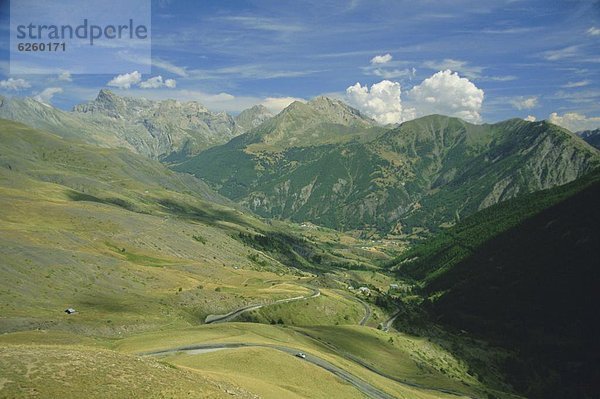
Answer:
[
  {"left": 335, "top": 290, "right": 372, "bottom": 325},
  {"left": 143, "top": 342, "right": 398, "bottom": 399},
  {"left": 204, "top": 286, "right": 320, "bottom": 324},
  {"left": 350, "top": 294, "right": 372, "bottom": 325}
]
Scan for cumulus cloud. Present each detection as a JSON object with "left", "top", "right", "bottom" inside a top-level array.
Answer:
[
  {"left": 58, "top": 72, "right": 72, "bottom": 82},
  {"left": 345, "top": 71, "right": 484, "bottom": 124},
  {"left": 261, "top": 96, "right": 305, "bottom": 113},
  {"left": 407, "top": 70, "right": 484, "bottom": 123},
  {"left": 0, "top": 78, "right": 31, "bottom": 91},
  {"left": 139, "top": 75, "right": 177, "bottom": 89},
  {"left": 587, "top": 27, "right": 600, "bottom": 36},
  {"left": 370, "top": 53, "right": 393, "bottom": 65},
  {"left": 548, "top": 112, "right": 600, "bottom": 132},
  {"left": 33, "top": 87, "right": 63, "bottom": 104},
  {"left": 107, "top": 71, "right": 141, "bottom": 89},
  {"left": 524, "top": 115, "right": 536, "bottom": 122},
  {"left": 346, "top": 80, "right": 410, "bottom": 124},
  {"left": 511, "top": 96, "right": 538, "bottom": 110}
]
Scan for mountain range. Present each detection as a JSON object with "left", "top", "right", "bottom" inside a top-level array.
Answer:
[
  {"left": 0, "top": 90, "right": 273, "bottom": 161},
  {"left": 1, "top": 92, "right": 598, "bottom": 238},
  {"left": 176, "top": 97, "right": 600, "bottom": 237}
]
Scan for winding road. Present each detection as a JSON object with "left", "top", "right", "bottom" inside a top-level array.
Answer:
[
  {"left": 336, "top": 290, "right": 372, "bottom": 325},
  {"left": 356, "top": 297, "right": 372, "bottom": 325},
  {"left": 143, "top": 342, "right": 397, "bottom": 399},
  {"left": 204, "top": 286, "right": 320, "bottom": 324},
  {"left": 155, "top": 287, "right": 474, "bottom": 398},
  {"left": 292, "top": 329, "right": 472, "bottom": 398},
  {"left": 196, "top": 286, "right": 475, "bottom": 397},
  {"left": 143, "top": 341, "right": 473, "bottom": 399}
]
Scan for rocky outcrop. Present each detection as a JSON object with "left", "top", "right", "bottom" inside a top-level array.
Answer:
[{"left": 0, "top": 90, "right": 262, "bottom": 160}]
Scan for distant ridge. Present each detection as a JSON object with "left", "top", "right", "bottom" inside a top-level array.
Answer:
[
  {"left": 0, "top": 91, "right": 273, "bottom": 160},
  {"left": 177, "top": 109, "right": 600, "bottom": 236}
]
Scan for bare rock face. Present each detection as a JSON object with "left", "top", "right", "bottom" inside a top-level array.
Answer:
[
  {"left": 73, "top": 90, "right": 239, "bottom": 160},
  {"left": 0, "top": 90, "right": 274, "bottom": 161},
  {"left": 234, "top": 105, "right": 273, "bottom": 134}
]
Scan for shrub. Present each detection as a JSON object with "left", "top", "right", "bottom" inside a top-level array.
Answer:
[{"left": 192, "top": 235, "right": 207, "bottom": 244}]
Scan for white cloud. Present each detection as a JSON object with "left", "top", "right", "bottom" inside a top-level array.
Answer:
[
  {"left": 543, "top": 45, "right": 580, "bottom": 61},
  {"left": 117, "top": 54, "right": 189, "bottom": 78},
  {"left": 201, "top": 92, "right": 235, "bottom": 101},
  {"left": 524, "top": 115, "right": 536, "bottom": 122},
  {"left": 261, "top": 96, "right": 305, "bottom": 113},
  {"left": 407, "top": 70, "right": 484, "bottom": 123},
  {"left": 551, "top": 89, "right": 600, "bottom": 103},
  {"left": 0, "top": 78, "right": 31, "bottom": 91},
  {"left": 139, "top": 75, "right": 177, "bottom": 89},
  {"left": 33, "top": 87, "right": 63, "bottom": 104},
  {"left": 346, "top": 71, "right": 485, "bottom": 124},
  {"left": 346, "top": 80, "right": 409, "bottom": 124},
  {"left": 221, "top": 16, "right": 305, "bottom": 33},
  {"left": 548, "top": 112, "right": 600, "bottom": 132},
  {"left": 486, "top": 75, "right": 517, "bottom": 82},
  {"left": 363, "top": 56, "right": 416, "bottom": 80},
  {"left": 561, "top": 80, "right": 590, "bottom": 88},
  {"left": 423, "top": 59, "right": 483, "bottom": 79},
  {"left": 58, "top": 72, "right": 72, "bottom": 82},
  {"left": 107, "top": 71, "right": 142, "bottom": 89},
  {"left": 371, "top": 67, "right": 416, "bottom": 79},
  {"left": 511, "top": 96, "right": 538, "bottom": 110},
  {"left": 152, "top": 58, "right": 188, "bottom": 77},
  {"left": 370, "top": 53, "right": 393, "bottom": 65},
  {"left": 587, "top": 27, "right": 600, "bottom": 36}
]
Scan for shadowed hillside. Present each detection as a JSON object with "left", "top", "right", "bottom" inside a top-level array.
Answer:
[{"left": 394, "top": 170, "right": 600, "bottom": 398}]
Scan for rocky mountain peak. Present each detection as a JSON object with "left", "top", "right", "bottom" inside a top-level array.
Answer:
[
  {"left": 96, "top": 88, "right": 117, "bottom": 101},
  {"left": 234, "top": 104, "right": 274, "bottom": 133},
  {"left": 276, "top": 96, "right": 374, "bottom": 128}
]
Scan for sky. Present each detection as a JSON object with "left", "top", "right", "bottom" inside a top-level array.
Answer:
[{"left": 0, "top": 0, "right": 599, "bottom": 131}]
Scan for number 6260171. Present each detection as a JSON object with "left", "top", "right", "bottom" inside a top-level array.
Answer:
[{"left": 17, "top": 42, "right": 66, "bottom": 51}]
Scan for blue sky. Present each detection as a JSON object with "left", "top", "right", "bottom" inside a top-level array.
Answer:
[{"left": 1, "top": 0, "right": 599, "bottom": 130}]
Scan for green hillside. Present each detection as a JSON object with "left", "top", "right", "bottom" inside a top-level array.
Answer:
[
  {"left": 176, "top": 106, "right": 600, "bottom": 238},
  {"left": 392, "top": 170, "right": 600, "bottom": 398},
  {"left": 0, "top": 118, "right": 381, "bottom": 334}
]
